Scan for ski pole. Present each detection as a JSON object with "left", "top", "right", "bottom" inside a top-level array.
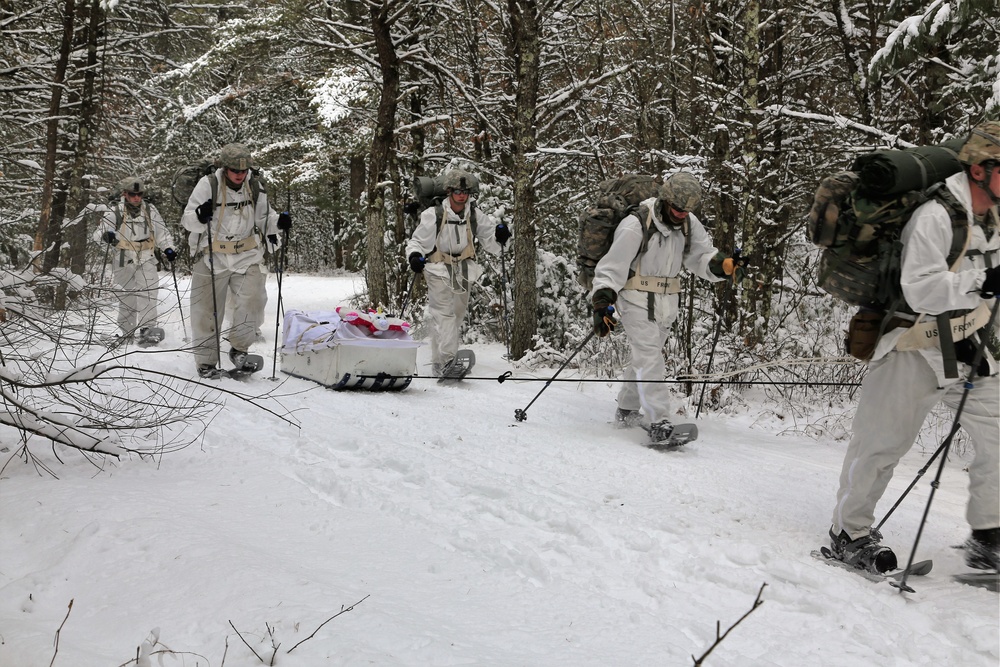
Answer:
[
  {"left": 203, "top": 212, "right": 223, "bottom": 367},
  {"left": 695, "top": 313, "right": 723, "bottom": 418},
  {"left": 500, "top": 244, "right": 511, "bottom": 358},
  {"left": 170, "top": 260, "right": 189, "bottom": 342},
  {"left": 270, "top": 225, "right": 290, "bottom": 380},
  {"left": 514, "top": 328, "right": 596, "bottom": 422},
  {"left": 399, "top": 272, "right": 416, "bottom": 320},
  {"left": 892, "top": 297, "right": 1000, "bottom": 594},
  {"left": 874, "top": 434, "right": 955, "bottom": 534}
]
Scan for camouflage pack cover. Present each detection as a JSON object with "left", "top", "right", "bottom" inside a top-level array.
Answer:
[
  {"left": 957, "top": 121, "right": 1000, "bottom": 165},
  {"left": 659, "top": 172, "right": 701, "bottom": 212},
  {"left": 807, "top": 145, "right": 968, "bottom": 309},
  {"left": 576, "top": 174, "right": 664, "bottom": 291}
]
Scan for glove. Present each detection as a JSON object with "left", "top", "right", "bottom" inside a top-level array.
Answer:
[
  {"left": 592, "top": 287, "right": 618, "bottom": 338},
  {"left": 267, "top": 234, "right": 279, "bottom": 247},
  {"left": 101, "top": 231, "right": 117, "bottom": 245},
  {"left": 495, "top": 223, "right": 511, "bottom": 246},
  {"left": 277, "top": 211, "right": 292, "bottom": 231},
  {"left": 163, "top": 248, "right": 177, "bottom": 262},
  {"left": 710, "top": 250, "right": 746, "bottom": 285},
  {"left": 403, "top": 201, "right": 420, "bottom": 216},
  {"left": 195, "top": 200, "right": 213, "bottom": 225},
  {"left": 982, "top": 266, "right": 1000, "bottom": 298},
  {"left": 408, "top": 252, "right": 426, "bottom": 273}
]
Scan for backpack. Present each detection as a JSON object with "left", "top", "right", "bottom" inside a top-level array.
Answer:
[
  {"left": 171, "top": 159, "right": 266, "bottom": 210},
  {"left": 807, "top": 139, "right": 967, "bottom": 312},
  {"left": 413, "top": 173, "right": 480, "bottom": 210},
  {"left": 576, "top": 174, "right": 692, "bottom": 291}
]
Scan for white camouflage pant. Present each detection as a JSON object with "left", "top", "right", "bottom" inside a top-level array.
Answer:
[
  {"left": 190, "top": 260, "right": 266, "bottom": 367},
  {"left": 615, "top": 298, "right": 675, "bottom": 424},
  {"left": 832, "top": 350, "right": 1000, "bottom": 539},
  {"left": 424, "top": 269, "right": 471, "bottom": 368},
  {"left": 111, "top": 258, "right": 159, "bottom": 335}
]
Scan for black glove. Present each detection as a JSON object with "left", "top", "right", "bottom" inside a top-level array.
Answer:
[
  {"left": 592, "top": 287, "right": 618, "bottom": 337},
  {"left": 267, "top": 234, "right": 279, "bottom": 247},
  {"left": 195, "top": 200, "right": 213, "bottom": 225},
  {"left": 982, "top": 266, "right": 1000, "bottom": 298},
  {"left": 408, "top": 252, "right": 426, "bottom": 273},
  {"left": 403, "top": 201, "right": 420, "bottom": 216},
  {"left": 163, "top": 248, "right": 177, "bottom": 262},
  {"left": 102, "top": 231, "right": 117, "bottom": 245},
  {"left": 277, "top": 211, "right": 292, "bottom": 231},
  {"left": 495, "top": 223, "right": 511, "bottom": 246}
]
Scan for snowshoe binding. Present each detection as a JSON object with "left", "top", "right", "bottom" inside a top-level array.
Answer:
[
  {"left": 827, "top": 528, "right": 898, "bottom": 574},
  {"left": 228, "top": 348, "right": 264, "bottom": 378},
  {"left": 437, "top": 349, "right": 475, "bottom": 383},
  {"left": 137, "top": 327, "right": 165, "bottom": 347},
  {"left": 641, "top": 420, "right": 698, "bottom": 449}
]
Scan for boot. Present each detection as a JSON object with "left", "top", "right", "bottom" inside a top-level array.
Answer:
[
  {"left": 614, "top": 408, "right": 642, "bottom": 429},
  {"left": 829, "top": 527, "right": 897, "bottom": 574},
  {"left": 964, "top": 527, "right": 1000, "bottom": 571}
]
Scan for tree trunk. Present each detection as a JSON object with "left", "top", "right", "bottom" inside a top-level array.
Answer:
[
  {"left": 34, "top": 0, "right": 76, "bottom": 277},
  {"left": 363, "top": 1, "right": 399, "bottom": 309},
  {"left": 506, "top": 0, "right": 541, "bottom": 361}
]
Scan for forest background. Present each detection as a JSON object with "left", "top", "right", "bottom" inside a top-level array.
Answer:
[{"left": 1, "top": 0, "right": 998, "bottom": 397}]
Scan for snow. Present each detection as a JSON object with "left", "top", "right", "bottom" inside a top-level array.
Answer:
[{"left": 0, "top": 274, "right": 997, "bottom": 666}]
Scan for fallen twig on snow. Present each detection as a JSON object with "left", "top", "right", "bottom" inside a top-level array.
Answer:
[
  {"left": 49, "top": 598, "right": 73, "bottom": 667},
  {"left": 286, "top": 594, "right": 370, "bottom": 654},
  {"left": 692, "top": 582, "right": 766, "bottom": 666}
]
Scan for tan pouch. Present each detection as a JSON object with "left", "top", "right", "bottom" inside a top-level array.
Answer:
[{"left": 846, "top": 310, "right": 884, "bottom": 361}]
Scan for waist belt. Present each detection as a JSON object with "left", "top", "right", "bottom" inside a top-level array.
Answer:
[
  {"left": 428, "top": 244, "right": 475, "bottom": 265},
  {"left": 893, "top": 302, "right": 991, "bottom": 352},
  {"left": 211, "top": 235, "right": 258, "bottom": 254},
  {"left": 116, "top": 238, "right": 154, "bottom": 253},
  {"left": 622, "top": 275, "right": 682, "bottom": 294}
]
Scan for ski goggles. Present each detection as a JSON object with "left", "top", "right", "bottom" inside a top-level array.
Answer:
[{"left": 450, "top": 188, "right": 472, "bottom": 196}]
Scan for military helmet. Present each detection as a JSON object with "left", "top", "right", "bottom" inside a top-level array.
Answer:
[
  {"left": 660, "top": 172, "right": 702, "bottom": 211},
  {"left": 119, "top": 177, "right": 144, "bottom": 195},
  {"left": 442, "top": 169, "right": 473, "bottom": 192},
  {"left": 219, "top": 143, "right": 253, "bottom": 171},
  {"left": 957, "top": 121, "right": 1000, "bottom": 166}
]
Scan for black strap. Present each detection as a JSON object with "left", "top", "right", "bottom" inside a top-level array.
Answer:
[{"left": 938, "top": 313, "right": 958, "bottom": 379}]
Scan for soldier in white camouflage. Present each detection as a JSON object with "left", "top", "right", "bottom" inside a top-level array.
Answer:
[
  {"left": 94, "top": 177, "right": 175, "bottom": 345},
  {"left": 828, "top": 121, "right": 1000, "bottom": 575}
]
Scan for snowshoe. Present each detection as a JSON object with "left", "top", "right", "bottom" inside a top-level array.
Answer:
[
  {"left": 437, "top": 349, "right": 475, "bottom": 383},
  {"left": 952, "top": 571, "right": 999, "bottom": 592},
  {"left": 640, "top": 420, "right": 698, "bottom": 449},
  {"left": 229, "top": 352, "right": 264, "bottom": 379},
  {"left": 812, "top": 547, "right": 931, "bottom": 588},
  {"left": 137, "top": 327, "right": 165, "bottom": 347}
]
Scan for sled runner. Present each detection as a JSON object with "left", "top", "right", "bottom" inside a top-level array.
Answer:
[{"left": 280, "top": 309, "right": 421, "bottom": 391}]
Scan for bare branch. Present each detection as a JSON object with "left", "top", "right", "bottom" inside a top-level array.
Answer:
[{"left": 692, "top": 583, "right": 766, "bottom": 665}]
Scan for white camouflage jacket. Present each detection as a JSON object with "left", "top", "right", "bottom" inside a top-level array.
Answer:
[
  {"left": 180, "top": 169, "right": 280, "bottom": 274},
  {"left": 405, "top": 198, "right": 502, "bottom": 284},
  {"left": 591, "top": 197, "right": 723, "bottom": 324},
  {"left": 873, "top": 171, "right": 1000, "bottom": 383},
  {"left": 93, "top": 201, "right": 174, "bottom": 269}
]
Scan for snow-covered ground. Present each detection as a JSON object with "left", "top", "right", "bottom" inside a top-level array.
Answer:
[{"left": 0, "top": 273, "right": 996, "bottom": 666}]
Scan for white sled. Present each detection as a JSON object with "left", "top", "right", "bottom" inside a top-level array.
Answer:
[{"left": 280, "top": 309, "right": 422, "bottom": 391}]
